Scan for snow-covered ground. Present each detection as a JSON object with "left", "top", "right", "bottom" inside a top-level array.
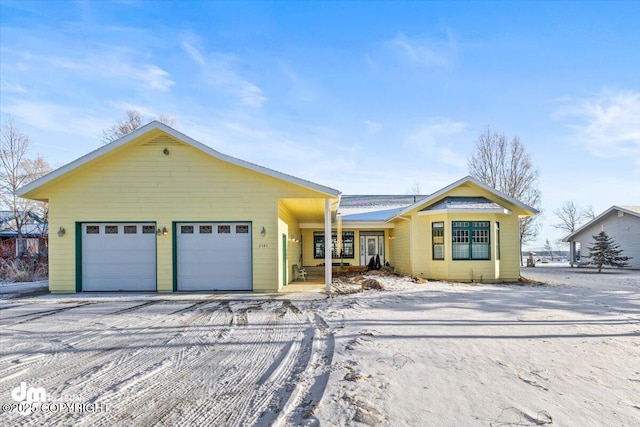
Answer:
[{"left": 1, "top": 267, "right": 638, "bottom": 426}]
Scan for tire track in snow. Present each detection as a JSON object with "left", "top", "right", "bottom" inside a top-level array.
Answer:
[{"left": 63, "top": 300, "right": 238, "bottom": 426}]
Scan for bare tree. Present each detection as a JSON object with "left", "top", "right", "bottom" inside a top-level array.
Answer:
[
  {"left": 0, "top": 117, "right": 51, "bottom": 256},
  {"left": 468, "top": 128, "right": 542, "bottom": 264},
  {"left": 101, "top": 109, "right": 177, "bottom": 144},
  {"left": 553, "top": 200, "right": 593, "bottom": 234}
]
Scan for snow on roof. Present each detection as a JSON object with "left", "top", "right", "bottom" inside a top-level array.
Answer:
[
  {"left": 341, "top": 207, "right": 406, "bottom": 222},
  {"left": 420, "top": 197, "right": 504, "bottom": 211}
]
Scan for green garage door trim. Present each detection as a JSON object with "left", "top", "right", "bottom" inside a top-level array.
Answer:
[{"left": 75, "top": 221, "right": 158, "bottom": 292}]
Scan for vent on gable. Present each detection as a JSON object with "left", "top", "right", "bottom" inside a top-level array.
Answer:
[
  {"left": 618, "top": 211, "right": 624, "bottom": 217},
  {"left": 144, "top": 135, "right": 182, "bottom": 146}
]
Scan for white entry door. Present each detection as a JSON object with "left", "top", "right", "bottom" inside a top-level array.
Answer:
[
  {"left": 82, "top": 223, "right": 157, "bottom": 291},
  {"left": 360, "top": 234, "right": 384, "bottom": 266},
  {"left": 177, "top": 223, "right": 252, "bottom": 291}
]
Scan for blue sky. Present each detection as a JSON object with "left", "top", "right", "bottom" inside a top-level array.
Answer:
[{"left": 1, "top": 0, "right": 639, "bottom": 250}]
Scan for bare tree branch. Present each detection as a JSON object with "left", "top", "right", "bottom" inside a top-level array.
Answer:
[
  {"left": 468, "top": 128, "right": 542, "bottom": 263},
  {"left": 101, "top": 109, "right": 177, "bottom": 144}
]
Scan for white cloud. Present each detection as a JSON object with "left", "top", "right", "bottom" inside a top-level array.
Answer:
[
  {"left": 405, "top": 117, "right": 469, "bottom": 168},
  {"left": 364, "top": 120, "right": 382, "bottom": 134},
  {"left": 7, "top": 47, "right": 174, "bottom": 92},
  {"left": 379, "top": 30, "right": 457, "bottom": 67},
  {"left": 0, "top": 100, "right": 109, "bottom": 137},
  {"left": 181, "top": 40, "right": 205, "bottom": 66},
  {"left": 552, "top": 89, "right": 640, "bottom": 162},
  {"left": 180, "top": 41, "right": 267, "bottom": 108}
]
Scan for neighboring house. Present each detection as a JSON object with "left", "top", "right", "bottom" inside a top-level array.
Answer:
[
  {"left": 563, "top": 206, "right": 640, "bottom": 269},
  {"left": 18, "top": 122, "right": 537, "bottom": 293},
  {"left": 0, "top": 211, "right": 48, "bottom": 257}
]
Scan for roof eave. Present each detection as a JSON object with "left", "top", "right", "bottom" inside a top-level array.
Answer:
[{"left": 18, "top": 121, "right": 341, "bottom": 199}]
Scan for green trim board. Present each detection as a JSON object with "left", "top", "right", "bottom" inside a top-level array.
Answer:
[{"left": 75, "top": 221, "right": 158, "bottom": 292}]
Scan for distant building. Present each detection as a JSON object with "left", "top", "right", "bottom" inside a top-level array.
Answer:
[
  {"left": 563, "top": 206, "right": 640, "bottom": 269},
  {"left": 0, "top": 211, "right": 48, "bottom": 257}
]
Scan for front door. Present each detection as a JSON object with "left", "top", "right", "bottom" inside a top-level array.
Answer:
[{"left": 360, "top": 234, "right": 384, "bottom": 266}]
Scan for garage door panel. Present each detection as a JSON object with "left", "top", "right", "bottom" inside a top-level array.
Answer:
[
  {"left": 177, "top": 222, "right": 251, "bottom": 291},
  {"left": 82, "top": 223, "right": 157, "bottom": 292}
]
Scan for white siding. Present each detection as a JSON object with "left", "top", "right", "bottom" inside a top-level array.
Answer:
[{"left": 572, "top": 211, "right": 640, "bottom": 269}]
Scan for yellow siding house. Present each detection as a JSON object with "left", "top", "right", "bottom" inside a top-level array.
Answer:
[
  {"left": 18, "top": 122, "right": 340, "bottom": 293},
  {"left": 19, "top": 123, "right": 537, "bottom": 293}
]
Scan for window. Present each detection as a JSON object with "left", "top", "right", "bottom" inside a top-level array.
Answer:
[
  {"left": 86, "top": 225, "right": 99, "bottom": 234},
  {"left": 181, "top": 225, "right": 194, "bottom": 234},
  {"left": 341, "top": 232, "right": 355, "bottom": 258},
  {"left": 432, "top": 222, "right": 444, "bottom": 260},
  {"left": 124, "top": 225, "right": 137, "bottom": 234},
  {"left": 142, "top": 225, "right": 156, "bottom": 234},
  {"left": 236, "top": 225, "right": 249, "bottom": 234},
  {"left": 313, "top": 231, "right": 355, "bottom": 259},
  {"left": 105, "top": 225, "right": 118, "bottom": 234},
  {"left": 217, "top": 225, "right": 231, "bottom": 234},
  {"left": 199, "top": 225, "right": 212, "bottom": 234},
  {"left": 452, "top": 221, "right": 490, "bottom": 260}
]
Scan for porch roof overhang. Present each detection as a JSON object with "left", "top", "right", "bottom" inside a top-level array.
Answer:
[
  {"left": 280, "top": 197, "right": 340, "bottom": 224},
  {"left": 299, "top": 220, "right": 394, "bottom": 229}
]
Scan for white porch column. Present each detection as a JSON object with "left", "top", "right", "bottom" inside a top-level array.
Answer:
[{"left": 324, "top": 198, "right": 332, "bottom": 293}]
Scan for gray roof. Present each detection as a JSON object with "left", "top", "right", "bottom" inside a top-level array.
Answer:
[
  {"left": 339, "top": 195, "right": 427, "bottom": 209},
  {"left": 341, "top": 207, "right": 406, "bottom": 222},
  {"left": 0, "top": 211, "right": 47, "bottom": 237},
  {"left": 421, "top": 197, "right": 504, "bottom": 212}
]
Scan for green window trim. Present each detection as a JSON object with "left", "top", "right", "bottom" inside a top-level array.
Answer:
[
  {"left": 452, "top": 221, "right": 491, "bottom": 260},
  {"left": 432, "top": 221, "right": 444, "bottom": 260}
]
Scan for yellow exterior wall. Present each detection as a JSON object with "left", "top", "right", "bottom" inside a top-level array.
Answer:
[
  {"left": 389, "top": 219, "right": 411, "bottom": 276},
  {"left": 33, "top": 135, "right": 334, "bottom": 293},
  {"left": 388, "top": 182, "right": 526, "bottom": 282},
  {"left": 278, "top": 202, "right": 302, "bottom": 287},
  {"left": 300, "top": 228, "right": 390, "bottom": 267}
]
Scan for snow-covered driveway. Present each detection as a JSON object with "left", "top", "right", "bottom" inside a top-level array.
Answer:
[
  {"left": 0, "top": 294, "right": 333, "bottom": 426},
  {"left": 1, "top": 267, "right": 639, "bottom": 426}
]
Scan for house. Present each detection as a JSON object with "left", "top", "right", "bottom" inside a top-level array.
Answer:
[
  {"left": 563, "top": 206, "right": 640, "bottom": 269},
  {"left": 18, "top": 122, "right": 537, "bottom": 293},
  {"left": 305, "top": 180, "right": 538, "bottom": 283},
  {"left": 0, "top": 211, "right": 48, "bottom": 257}
]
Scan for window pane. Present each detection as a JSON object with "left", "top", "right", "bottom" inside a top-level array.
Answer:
[
  {"left": 452, "top": 243, "right": 469, "bottom": 259},
  {"left": 236, "top": 225, "right": 249, "bottom": 234},
  {"left": 105, "top": 225, "right": 118, "bottom": 234},
  {"left": 218, "top": 225, "right": 231, "bottom": 234},
  {"left": 124, "top": 225, "right": 137, "bottom": 234},
  {"left": 181, "top": 225, "right": 194, "bottom": 234},
  {"left": 433, "top": 244, "right": 444, "bottom": 260},
  {"left": 142, "top": 225, "right": 156, "bottom": 234},
  {"left": 86, "top": 225, "right": 99, "bottom": 234},
  {"left": 199, "top": 225, "right": 212, "bottom": 234}
]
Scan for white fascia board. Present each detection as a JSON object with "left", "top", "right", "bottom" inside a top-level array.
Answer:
[
  {"left": 342, "top": 221, "right": 395, "bottom": 229},
  {"left": 18, "top": 121, "right": 341, "bottom": 198},
  {"left": 562, "top": 205, "right": 639, "bottom": 242},
  {"left": 300, "top": 221, "right": 394, "bottom": 229},
  {"left": 417, "top": 208, "right": 512, "bottom": 216},
  {"left": 386, "top": 176, "right": 538, "bottom": 222}
]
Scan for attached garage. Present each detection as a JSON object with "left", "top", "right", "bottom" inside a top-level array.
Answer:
[
  {"left": 176, "top": 222, "right": 252, "bottom": 291},
  {"left": 81, "top": 223, "right": 157, "bottom": 291}
]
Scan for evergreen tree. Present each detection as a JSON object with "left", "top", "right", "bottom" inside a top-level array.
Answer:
[{"left": 584, "top": 231, "right": 631, "bottom": 273}]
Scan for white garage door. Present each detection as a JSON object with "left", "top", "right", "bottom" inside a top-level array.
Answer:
[
  {"left": 82, "top": 223, "right": 157, "bottom": 291},
  {"left": 177, "top": 222, "right": 252, "bottom": 291}
]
